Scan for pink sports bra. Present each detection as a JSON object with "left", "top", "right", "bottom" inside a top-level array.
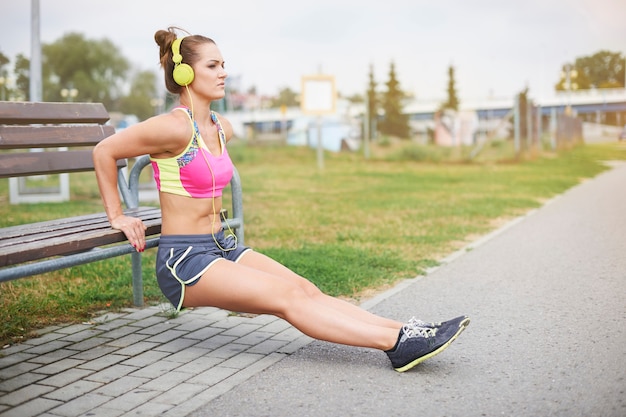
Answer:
[{"left": 150, "top": 107, "right": 233, "bottom": 198}]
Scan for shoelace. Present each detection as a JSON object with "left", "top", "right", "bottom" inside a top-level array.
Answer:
[
  {"left": 408, "top": 317, "right": 441, "bottom": 329},
  {"left": 402, "top": 324, "right": 437, "bottom": 339}
]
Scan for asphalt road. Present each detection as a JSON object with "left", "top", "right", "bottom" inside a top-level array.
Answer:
[{"left": 190, "top": 160, "right": 626, "bottom": 417}]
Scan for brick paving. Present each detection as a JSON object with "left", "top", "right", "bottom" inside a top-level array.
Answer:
[{"left": 0, "top": 306, "right": 312, "bottom": 417}]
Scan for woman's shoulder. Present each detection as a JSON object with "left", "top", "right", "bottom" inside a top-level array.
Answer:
[{"left": 126, "top": 110, "right": 193, "bottom": 155}]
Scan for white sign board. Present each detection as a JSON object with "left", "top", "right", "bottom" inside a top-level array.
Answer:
[{"left": 301, "top": 75, "right": 336, "bottom": 115}]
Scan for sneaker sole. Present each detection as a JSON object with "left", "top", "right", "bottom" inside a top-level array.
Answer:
[{"left": 394, "top": 316, "right": 470, "bottom": 372}]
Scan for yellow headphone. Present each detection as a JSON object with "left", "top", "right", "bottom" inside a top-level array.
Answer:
[{"left": 171, "top": 37, "right": 194, "bottom": 86}]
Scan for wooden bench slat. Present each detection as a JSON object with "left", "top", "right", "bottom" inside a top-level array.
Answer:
[
  {"left": 0, "top": 102, "right": 111, "bottom": 124},
  {"left": 0, "top": 125, "right": 115, "bottom": 149},
  {"left": 0, "top": 212, "right": 119, "bottom": 239},
  {"left": 0, "top": 208, "right": 162, "bottom": 267},
  {"left": 3, "top": 218, "right": 162, "bottom": 267},
  {"left": 0, "top": 208, "right": 162, "bottom": 241},
  {"left": 0, "top": 150, "right": 127, "bottom": 178}
]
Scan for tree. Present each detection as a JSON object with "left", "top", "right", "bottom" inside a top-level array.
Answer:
[
  {"left": 0, "top": 51, "right": 10, "bottom": 100},
  {"left": 42, "top": 32, "right": 130, "bottom": 106},
  {"left": 515, "top": 86, "right": 531, "bottom": 142},
  {"left": 366, "top": 64, "right": 378, "bottom": 141},
  {"left": 556, "top": 50, "right": 625, "bottom": 91},
  {"left": 13, "top": 54, "right": 30, "bottom": 100},
  {"left": 269, "top": 87, "right": 298, "bottom": 108},
  {"left": 441, "top": 65, "right": 459, "bottom": 111},
  {"left": 379, "top": 61, "right": 410, "bottom": 139},
  {"left": 117, "top": 70, "right": 159, "bottom": 121}
]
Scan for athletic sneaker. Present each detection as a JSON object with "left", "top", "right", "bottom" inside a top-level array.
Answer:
[{"left": 386, "top": 316, "right": 470, "bottom": 372}]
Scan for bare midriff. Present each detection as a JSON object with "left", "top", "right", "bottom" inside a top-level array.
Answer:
[{"left": 158, "top": 192, "right": 224, "bottom": 235}]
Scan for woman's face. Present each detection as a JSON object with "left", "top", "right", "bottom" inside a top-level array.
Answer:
[{"left": 191, "top": 42, "right": 227, "bottom": 100}]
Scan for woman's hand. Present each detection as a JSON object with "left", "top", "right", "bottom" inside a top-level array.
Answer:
[{"left": 111, "top": 214, "right": 147, "bottom": 252}]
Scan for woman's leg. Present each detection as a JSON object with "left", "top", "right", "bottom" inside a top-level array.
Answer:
[
  {"left": 237, "top": 251, "right": 404, "bottom": 330},
  {"left": 182, "top": 258, "right": 399, "bottom": 351}
]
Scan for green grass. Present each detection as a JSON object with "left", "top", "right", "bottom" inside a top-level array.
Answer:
[{"left": 1, "top": 141, "right": 624, "bottom": 345}]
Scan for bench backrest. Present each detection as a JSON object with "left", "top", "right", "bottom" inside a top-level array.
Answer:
[{"left": 0, "top": 101, "right": 122, "bottom": 178}]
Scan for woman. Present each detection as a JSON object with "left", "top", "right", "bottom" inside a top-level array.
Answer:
[{"left": 93, "top": 27, "right": 469, "bottom": 372}]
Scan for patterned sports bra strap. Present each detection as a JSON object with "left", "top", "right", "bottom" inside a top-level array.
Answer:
[{"left": 210, "top": 111, "right": 227, "bottom": 145}]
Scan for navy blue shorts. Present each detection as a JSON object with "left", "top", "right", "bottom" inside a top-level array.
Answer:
[{"left": 156, "top": 232, "right": 251, "bottom": 311}]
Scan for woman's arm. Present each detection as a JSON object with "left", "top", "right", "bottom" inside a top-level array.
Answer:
[{"left": 93, "top": 113, "right": 189, "bottom": 250}]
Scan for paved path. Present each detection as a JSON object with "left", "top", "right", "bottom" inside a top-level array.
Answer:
[{"left": 1, "top": 161, "right": 625, "bottom": 417}]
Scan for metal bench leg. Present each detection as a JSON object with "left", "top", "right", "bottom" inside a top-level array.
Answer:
[{"left": 131, "top": 252, "right": 144, "bottom": 307}]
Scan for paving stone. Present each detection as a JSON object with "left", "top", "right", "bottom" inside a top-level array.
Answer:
[
  {"left": 119, "top": 350, "right": 170, "bottom": 368},
  {"left": 209, "top": 316, "right": 250, "bottom": 329},
  {"left": 235, "top": 331, "right": 274, "bottom": 346},
  {"left": 77, "top": 354, "right": 129, "bottom": 371},
  {"left": 193, "top": 335, "right": 236, "bottom": 351},
  {"left": 246, "top": 339, "right": 291, "bottom": 355},
  {"left": 151, "top": 381, "right": 208, "bottom": 405},
  {"left": 0, "top": 397, "right": 62, "bottom": 417},
  {"left": 120, "top": 308, "right": 160, "bottom": 321},
  {"left": 47, "top": 392, "right": 112, "bottom": 416},
  {"left": 0, "top": 352, "right": 37, "bottom": 371},
  {"left": 0, "top": 371, "right": 47, "bottom": 391},
  {"left": 127, "top": 359, "right": 180, "bottom": 379},
  {"left": 91, "top": 312, "right": 128, "bottom": 324},
  {"left": 67, "top": 337, "right": 115, "bottom": 352},
  {"left": 118, "top": 401, "right": 172, "bottom": 416},
  {"left": 114, "top": 341, "right": 160, "bottom": 356},
  {"left": 143, "top": 329, "right": 187, "bottom": 344},
  {"left": 104, "top": 332, "right": 151, "bottom": 348},
  {"left": 172, "top": 356, "right": 223, "bottom": 376},
  {"left": 135, "top": 321, "right": 179, "bottom": 336},
  {"left": 32, "top": 358, "right": 86, "bottom": 375},
  {"left": 207, "top": 343, "right": 249, "bottom": 360},
  {"left": 19, "top": 331, "right": 65, "bottom": 346},
  {"left": 37, "top": 368, "right": 95, "bottom": 388},
  {"left": 188, "top": 365, "right": 238, "bottom": 386},
  {"left": 96, "top": 321, "right": 138, "bottom": 335},
  {"left": 27, "top": 348, "right": 79, "bottom": 365},
  {"left": 140, "top": 370, "right": 194, "bottom": 392},
  {"left": 219, "top": 352, "right": 266, "bottom": 370},
  {"left": 221, "top": 323, "right": 262, "bottom": 338},
  {"left": 169, "top": 318, "right": 216, "bottom": 332},
  {"left": 158, "top": 347, "right": 210, "bottom": 364},
  {"left": 59, "top": 329, "right": 104, "bottom": 343},
  {"left": 183, "top": 326, "right": 224, "bottom": 340},
  {"left": 22, "top": 340, "right": 73, "bottom": 356},
  {"left": 43, "top": 379, "right": 102, "bottom": 402},
  {"left": 0, "top": 344, "right": 32, "bottom": 356},
  {"left": 92, "top": 375, "right": 149, "bottom": 397},
  {"left": 84, "top": 364, "right": 138, "bottom": 384},
  {"left": 126, "top": 316, "right": 167, "bottom": 330},
  {"left": 0, "top": 361, "right": 41, "bottom": 380},
  {"left": 99, "top": 388, "right": 160, "bottom": 411},
  {"left": 54, "top": 324, "right": 94, "bottom": 336},
  {"left": 152, "top": 337, "right": 199, "bottom": 353},
  {"left": 70, "top": 345, "right": 119, "bottom": 361},
  {"left": 0, "top": 383, "right": 54, "bottom": 406}
]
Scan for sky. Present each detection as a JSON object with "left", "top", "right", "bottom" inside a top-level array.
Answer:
[{"left": 1, "top": 0, "right": 625, "bottom": 103}]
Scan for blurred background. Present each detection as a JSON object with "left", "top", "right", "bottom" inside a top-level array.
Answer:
[{"left": 1, "top": 0, "right": 625, "bottom": 150}]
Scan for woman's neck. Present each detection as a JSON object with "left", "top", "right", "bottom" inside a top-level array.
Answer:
[{"left": 179, "top": 89, "right": 212, "bottom": 118}]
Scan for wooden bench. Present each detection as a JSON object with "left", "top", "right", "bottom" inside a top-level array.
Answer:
[{"left": 0, "top": 101, "right": 244, "bottom": 306}]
